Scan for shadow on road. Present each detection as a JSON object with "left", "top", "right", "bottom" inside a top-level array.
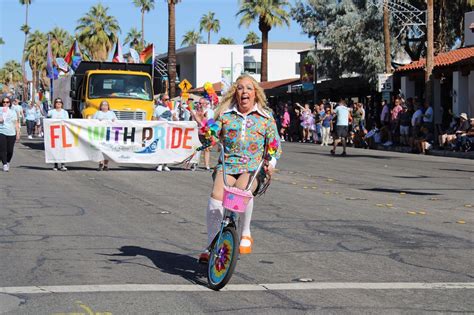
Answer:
[
  {"left": 103, "top": 246, "right": 207, "bottom": 285},
  {"left": 296, "top": 151, "right": 399, "bottom": 159},
  {"left": 20, "top": 141, "right": 44, "bottom": 151},
  {"left": 439, "top": 168, "right": 474, "bottom": 173},
  {"left": 361, "top": 188, "right": 441, "bottom": 196}
]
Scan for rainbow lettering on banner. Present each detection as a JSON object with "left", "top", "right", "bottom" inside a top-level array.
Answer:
[{"left": 44, "top": 119, "right": 200, "bottom": 165}]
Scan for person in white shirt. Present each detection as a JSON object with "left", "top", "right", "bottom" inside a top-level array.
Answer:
[
  {"left": 92, "top": 100, "right": 117, "bottom": 171},
  {"left": 152, "top": 94, "right": 175, "bottom": 172},
  {"left": 47, "top": 98, "right": 69, "bottom": 171}
]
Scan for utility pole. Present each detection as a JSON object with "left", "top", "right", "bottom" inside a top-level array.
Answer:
[
  {"left": 383, "top": 0, "right": 392, "bottom": 74},
  {"left": 425, "top": 0, "right": 434, "bottom": 105},
  {"left": 313, "top": 36, "right": 318, "bottom": 105}
]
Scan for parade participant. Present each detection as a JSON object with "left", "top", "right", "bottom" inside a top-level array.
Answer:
[
  {"left": 47, "top": 98, "right": 69, "bottom": 171},
  {"left": 24, "top": 101, "right": 38, "bottom": 139},
  {"left": 92, "top": 100, "right": 117, "bottom": 171},
  {"left": 331, "top": 99, "right": 350, "bottom": 156},
  {"left": 0, "top": 97, "right": 20, "bottom": 172},
  {"left": 197, "top": 74, "right": 282, "bottom": 263},
  {"left": 299, "top": 103, "right": 314, "bottom": 142},
  {"left": 153, "top": 94, "right": 175, "bottom": 172},
  {"left": 190, "top": 97, "right": 214, "bottom": 170},
  {"left": 11, "top": 98, "right": 24, "bottom": 125}
]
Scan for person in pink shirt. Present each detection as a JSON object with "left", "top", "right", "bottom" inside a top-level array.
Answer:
[
  {"left": 280, "top": 104, "right": 290, "bottom": 142},
  {"left": 390, "top": 97, "right": 403, "bottom": 142}
]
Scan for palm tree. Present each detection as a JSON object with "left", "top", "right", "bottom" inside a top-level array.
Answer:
[
  {"left": 20, "top": 0, "right": 33, "bottom": 100},
  {"left": 133, "top": 0, "right": 155, "bottom": 48},
  {"left": 124, "top": 27, "right": 143, "bottom": 51},
  {"left": 244, "top": 31, "right": 260, "bottom": 45},
  {"left": 237, "top": 0, "right": 290, "bottom": 82},
  {"left": 218, "top": 37, "right": 235, "bottom": 45},
  {"left": 48, "top": 27, "right": 73, "bottom": 59},
  {"left": 0, "top": 37, "right": 4, "bottom": 45},
  {"left": 167, "top": 0, "right": 181, "bottom": 98},
  {"left": 0, "top": 61, "right": 23, "bottom": 87},
  {"left": 76, "top": 3, "right": 121, "bottom": 61},
  {"left": 181, "top": 30, "right": 203, "bottom": 47},
  {"left": 25, "top": 30, "right": 47, "bottom": 102},
  {"left": 199, "top": 11, "right": 220, "bottom": 44}
]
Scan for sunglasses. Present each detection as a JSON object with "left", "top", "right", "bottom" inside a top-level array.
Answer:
[{"left": 2, "top": 101, "right": 10, "bottom": 104}]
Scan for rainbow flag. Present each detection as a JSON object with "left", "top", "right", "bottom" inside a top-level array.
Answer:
[
  {"left": 64, "top": 40, "right": 82, "bottom": 71},
  {"left": 112, "top": 39, "right": 124, "bottom": 63},
  {"left": 139, "top": 44, "right": 154, "bottom": 64}
]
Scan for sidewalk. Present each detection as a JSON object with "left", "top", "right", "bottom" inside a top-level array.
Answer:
[{"left": 376, "top": 144, "right": 474, "bottom": 160}]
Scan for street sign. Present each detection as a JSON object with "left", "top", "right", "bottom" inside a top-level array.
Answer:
[
  {"left": 181, "top": 92, "right": 189, "bottom": 100},
  {"left": 178, "top": 79, "right": 192, "bottom": 92},
  {"left": 378, "top": 73, "right": 393, "bottom": 92}
]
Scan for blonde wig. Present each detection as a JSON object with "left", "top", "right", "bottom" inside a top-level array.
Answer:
[{"left": 214, "top": 74, "right": 271, "bottom": 118}]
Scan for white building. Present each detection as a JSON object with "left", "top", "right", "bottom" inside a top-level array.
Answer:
[{"left": 157, "top": 42, "right": 312, "bottom": 89}]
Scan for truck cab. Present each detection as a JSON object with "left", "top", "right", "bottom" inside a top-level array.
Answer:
[{"left": 70, "top": 62, "right": 156, "bottom": 120}]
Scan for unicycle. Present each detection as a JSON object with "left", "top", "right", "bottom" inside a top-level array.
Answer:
[{"left": 206, "top": 143, "right": 265, "bottom": 291}]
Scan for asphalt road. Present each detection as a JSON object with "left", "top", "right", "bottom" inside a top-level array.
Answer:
[{"left": 0, "top": 136, "right": 473, "bottom": 314}]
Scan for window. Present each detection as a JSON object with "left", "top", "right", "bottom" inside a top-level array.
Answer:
[
  {"left": 88, "top": 74, "right": 153, "bottom": 101},
  {"left": 244, "top": 61, "right": 261, "bottom": 74},
  {"left": 295, "top": 62, "right": 300, "bottom": 75}
]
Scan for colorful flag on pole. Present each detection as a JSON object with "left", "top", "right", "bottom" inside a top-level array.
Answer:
[
  {"left": 112, "top": 39, "right": 124, "bottom": 63},
  {"left": 139, "top": 44, "right": 154, "bottom": 64},
  {"left": 129, "top": 48, "right": 140, "bottom": 63},
  {"left": 64, "top": 40, "right": 82, "bottom": 71},
  {"left": 46, "top": 36, "right": 58, "bottom": 79}
]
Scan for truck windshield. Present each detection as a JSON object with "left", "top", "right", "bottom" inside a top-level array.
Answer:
[{"left": 88, "top": 74, "right": 153, "bottom": 101}]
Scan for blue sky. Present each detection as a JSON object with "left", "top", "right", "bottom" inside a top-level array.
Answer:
[{"left": 0, "top": 0, "right": 311, "bottom": 71}]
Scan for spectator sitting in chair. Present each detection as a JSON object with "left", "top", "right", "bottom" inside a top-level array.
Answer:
[
  {"left": 438, "top": 113, "right": 469, "bottom": 149},
  {"left": 413, "top": 126, "right": 434, "bottom": 155}
]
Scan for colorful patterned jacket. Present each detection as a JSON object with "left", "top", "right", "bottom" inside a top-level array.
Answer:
[{"left": 201, "top": 104, "right": 282, "bottom": 175}]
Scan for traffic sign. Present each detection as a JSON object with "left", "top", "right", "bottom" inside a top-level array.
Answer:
[
  {"left": 378, "top": 73, "right": 393, "bottom": 92},
  {"left": 181, "top": 92, "right": 189, "bottom": 100},
  {"left": 178, "top": 79, "right": 192, "bottom": 92}
]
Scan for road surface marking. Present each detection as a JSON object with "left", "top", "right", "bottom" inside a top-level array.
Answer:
[{"left": 0, "top": 282, "right": 473, "bottom": 294}]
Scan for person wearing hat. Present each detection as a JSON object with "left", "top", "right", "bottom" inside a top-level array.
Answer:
[{"left": 438, "top": 113, "right": 470, "bottom": 149}]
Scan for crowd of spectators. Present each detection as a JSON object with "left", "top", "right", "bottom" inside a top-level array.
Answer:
[{"left": 271, "top": 96, "right": 474, "bottom": 154}]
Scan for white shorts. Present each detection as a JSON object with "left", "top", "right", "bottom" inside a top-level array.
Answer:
[{"left": 400, "top": 125, "right": 410, "bottom": 136}]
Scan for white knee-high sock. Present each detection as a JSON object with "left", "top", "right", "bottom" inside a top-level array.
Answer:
[
  {"left": 240, "top": 198, "right": 254, "bottom": 245},
  {"left": 207, "top": 197, "right": 224, "bottom": 246}
]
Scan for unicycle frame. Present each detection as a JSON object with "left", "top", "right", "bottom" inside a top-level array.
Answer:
[{"left": 206, "top": 143, "right": 265, "bottom": 290}]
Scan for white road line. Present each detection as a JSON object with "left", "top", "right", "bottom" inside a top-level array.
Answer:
[{"left": 0, "top": 282, "right": 473, "bottom": 294}]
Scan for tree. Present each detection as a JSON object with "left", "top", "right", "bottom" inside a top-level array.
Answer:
[
  {"left": 218, "top": 37, "right": 236, "bottom": 45},
  {"left": 76, "top": 3, "right": 120, "bottom": 61},
  {"left": 25, "top": 30, "right": 47, "bottom": 102},
  {"left": 48, "top": 27, "right": 73, "bottom": 59},
  {"left": 237, "top": 0, "right": 290, "bottom": 82},
  {"left": 181, "top": 30, "right": 203, "bottom": 47},
  {"left": 199, "top": 11, "right": 220, "bottom": 44},
  {"left": 0, "top": 37, "right": 4, "bottom": 45},
  {"left": 167, "top": 0, "right": 181, "bottom": 98},
  {"left": 243, "top": 31, "right": 260, "bottom": 45},
  {"left": 0, "top": 61, "right": 22, "bottom": 88},
  {"left": 20, "top": 0, "right": 33, "bottom": 100},
  {"left": 133, "top": 0, "right": 155, "bottom": 48},
  {"left": 124, "top": 27, "right": 143, "bottom": 51}
]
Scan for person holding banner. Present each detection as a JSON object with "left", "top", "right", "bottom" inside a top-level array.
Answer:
[
  {"left": 93, "top": 100, "right": 117, "bottom": 171},
  {"left": 197, "top": 74, "right": 282, "bottom": 262},
  {"left": 47, "top": 98, "right": 69, "bottom": 171},
  {"left": 153, "top": 94, "right": 175, "bottom": 172},
  {"left": 0, "top": 96, "right": 20, "bottom": 172}
]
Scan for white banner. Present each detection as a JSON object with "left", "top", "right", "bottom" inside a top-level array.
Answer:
[{"left": 44, "top": 119, "right": 201, "bottom": 164}]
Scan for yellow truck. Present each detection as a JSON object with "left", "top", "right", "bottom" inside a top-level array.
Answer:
[{"left": 69, "top": 61, "right": 157, "bottom": 120}]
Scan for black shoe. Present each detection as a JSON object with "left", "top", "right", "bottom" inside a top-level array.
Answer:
[
  {"left": 330, "top": 149, "right": 335, "bottom": 156},
  {"left": 341, "top": 151, "right": 347, "bottom": 156},
  {"left": 103, "top": 166, "right": 109, "bottom": 171}
]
